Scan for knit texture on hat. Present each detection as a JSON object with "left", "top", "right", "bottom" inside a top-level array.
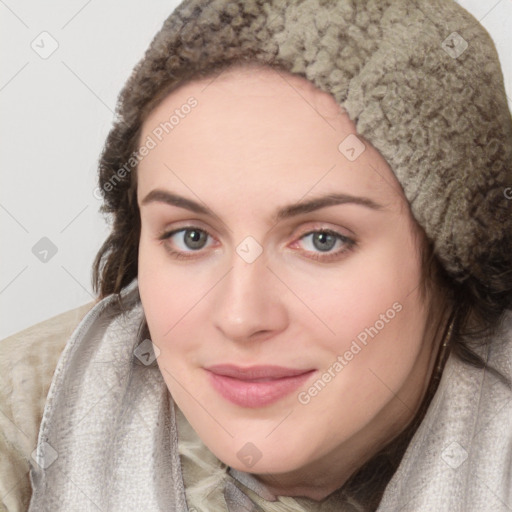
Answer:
[{"left": 102, "top": 0, "right": 512, "bottom": 290}]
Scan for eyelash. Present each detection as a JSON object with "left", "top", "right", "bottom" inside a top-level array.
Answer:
[{"left": 157, "top": 226, "right": 356, "bottom": 262}]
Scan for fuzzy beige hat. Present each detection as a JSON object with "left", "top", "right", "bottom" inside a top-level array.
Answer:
[{"left": 98, "top": 0, "right": 512, "bottom": 297}]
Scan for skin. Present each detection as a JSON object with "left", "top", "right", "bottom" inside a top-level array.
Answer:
[{"left": 136, "top": 64, "right": 449, "bottom": 500}]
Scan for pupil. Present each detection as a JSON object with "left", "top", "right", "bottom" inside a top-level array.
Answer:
[
  {"left": 314, "top": 232, "right": 335, "bottom": 252},
  {"left": 185, "top": 230, "right": 205, "bottom": 249}
]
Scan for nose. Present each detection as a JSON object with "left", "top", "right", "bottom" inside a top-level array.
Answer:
[{"left": 211, "top": 249, "right": 289, "bottom": 343}]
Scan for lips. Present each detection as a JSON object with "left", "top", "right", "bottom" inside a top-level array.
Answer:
[
  {"left": 205, "top": 364, "right": 315, "bottom": 408},
  {"left": 206, "top": 364, "right": 312, "bottom": 380}
]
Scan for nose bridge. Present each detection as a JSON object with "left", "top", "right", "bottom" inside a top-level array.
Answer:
[
  {"left": 223, "top": 246, "right": 272, "bottom": 315},
  {"left": 212, "top": 242, "right": 287, "bottom": 341}
]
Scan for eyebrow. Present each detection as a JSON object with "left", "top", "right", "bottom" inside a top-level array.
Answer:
[{"left": 140, "top": 189, "right": 383, "bottom": 222}]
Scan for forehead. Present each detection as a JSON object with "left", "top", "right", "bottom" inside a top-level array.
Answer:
[
  {"left": 137, "top": 64, "right": 405, "bottom": 209},
  {"left": 144, "top": 64, "right": 349, "bottom": 136}
]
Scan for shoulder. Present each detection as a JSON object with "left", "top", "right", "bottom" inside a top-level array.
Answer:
[
  {"left": 0, "top": 301, "right": 95, "bottom": 512},
  {"left": 0, "top": 301, "right": 97, "bottom": 438}
]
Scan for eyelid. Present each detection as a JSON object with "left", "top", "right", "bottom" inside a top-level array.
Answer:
[{"left": 289, "top": 221, "right": 356, "bottom": 242}]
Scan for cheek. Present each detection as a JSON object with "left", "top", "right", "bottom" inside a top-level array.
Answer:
[
  {"left": 300, "top": 233, "right": 428, "bottom": 424},
  {"left": 300, "top": 231, "right": 424, "bottom": 354},
  {"left": 138, "top": 234, "right": 188, "bottom": 343},
  {"left": 138, "top": 236, "right": 168, "bottom": 333},
  {"left": 285, "top": 239, "right": 428, "bottom": 443},
  {"left": 137, "top": 233, "right": 217, "bottom": 359}
]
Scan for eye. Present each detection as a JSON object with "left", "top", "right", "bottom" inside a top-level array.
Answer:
[
  {"left": 158, "top": 227, "right": 215, "bottom": 259},
  {"left": 292, "top": 229, "right": 355, "bottom": 262},
  {"left": 158, "top": 226, "right": 356, "bottom": 262}
]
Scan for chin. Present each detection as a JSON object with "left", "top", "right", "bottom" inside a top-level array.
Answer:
[{"left": 201, "top": 429, "right": 315, "bottom": 475}]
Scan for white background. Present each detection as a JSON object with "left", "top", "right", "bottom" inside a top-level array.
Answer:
[{"left": 1, "top": 0, "right": 511, "bottom": 339}]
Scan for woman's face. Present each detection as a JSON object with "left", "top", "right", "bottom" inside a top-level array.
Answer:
[{"left": 137, "top": 65, "right": 436, "bottom": 496}]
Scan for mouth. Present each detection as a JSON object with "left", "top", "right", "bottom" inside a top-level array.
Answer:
[{"left": 204, "top": 364, "right": 316, "bottom": 408}]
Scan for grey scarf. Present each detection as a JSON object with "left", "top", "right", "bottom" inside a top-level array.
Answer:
[{"left": 28, "top": 278, "right": 512, "bottom": 511}]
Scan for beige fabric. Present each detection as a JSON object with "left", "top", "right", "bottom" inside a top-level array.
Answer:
[{"left": 0, "top": 302, "right": 95, "bottom": 512}]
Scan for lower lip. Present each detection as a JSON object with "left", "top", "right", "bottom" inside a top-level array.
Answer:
[{"left": 206, "top": 370, "right": 315, "bottom": 408}]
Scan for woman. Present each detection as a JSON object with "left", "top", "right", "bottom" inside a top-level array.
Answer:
[{"left": 2, "top": 0, "right": 511, "bottom": 510}]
